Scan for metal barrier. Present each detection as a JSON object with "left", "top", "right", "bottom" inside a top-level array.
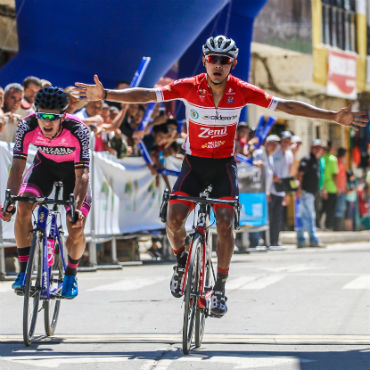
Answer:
[
  {"left": 209, "top": 163, "right": 270, "bottom": 251},
  {"left": 236, "top": 163, "right": 270, "bottom": 249}
]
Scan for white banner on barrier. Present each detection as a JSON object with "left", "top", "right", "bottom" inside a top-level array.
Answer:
[
  {"left": 0, "top": 142, "right": 34, "bottom": 240},
  {"left": 92, "top": 153, "right": 165, "bottom": 234}
]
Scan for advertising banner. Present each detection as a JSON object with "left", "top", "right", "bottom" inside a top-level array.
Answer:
[{"left": 327, "top": 50, "right": 357, "bottom": 99}]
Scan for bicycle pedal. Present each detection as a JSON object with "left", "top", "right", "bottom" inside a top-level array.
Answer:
[
  {"left": 50, "top": 293, "right": 62, "bottom": 299},
  {"left": 209, "top": 312, "right": 223, "bottom": 319},
  {"left": 14, "top": 289, "right": 24, "bottom": 296}
]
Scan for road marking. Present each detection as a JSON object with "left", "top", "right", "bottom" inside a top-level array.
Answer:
[
  {"left": 228, "top": 276, "right": 260, "bottom": 290},
  {"left": 0, "top": 281, "right": 12, "bottom": 293},
  {"left": 343, "top": 275, "right": 370, "bottom": 290},
  {"left": 87, "top": 277, "right": 167, "bottom": 292},
  {"left": 1, "top": 333, "right": 368, "bottom": 344},
  {"left": 261, "top": 263, "right": 324, "bottom": 273},
  {"left": 161, "top": 355, "right": 313, "bottom": 370},
  {"left": 0, "top": 353, "right": 314, "bottom": 369},
  {"left": 239, "top": 274, "right": 285, "bottom": 290}
]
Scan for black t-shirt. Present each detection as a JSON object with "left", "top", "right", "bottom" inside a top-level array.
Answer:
[{"left": 299, "top": 152, "right": 320, "bottom": 195}]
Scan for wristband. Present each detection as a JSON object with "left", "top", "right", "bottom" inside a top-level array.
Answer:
[{"left": 103, "top": 89, "right": 108, "bottom": 100}]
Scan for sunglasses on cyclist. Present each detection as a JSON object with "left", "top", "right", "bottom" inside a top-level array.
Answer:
[
  {"left": 36, "top": 112, "right": 64, "bottom": 121},
  {"left": 205, "top": 54, "right": 234, "bottom": 65}
]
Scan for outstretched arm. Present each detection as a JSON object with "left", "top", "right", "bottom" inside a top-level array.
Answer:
[
  {"left": 74, "top": 74, "right": 157, "bottom": 103},
  {"left": 276, "top": 99, "right": 368, "bottom": 129}
]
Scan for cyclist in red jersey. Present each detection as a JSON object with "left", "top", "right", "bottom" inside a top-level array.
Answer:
[
  {"left": 1, "top": 87, "right": 91, "bottom": 299},
  {"left": 74, "top": 35, "right": 367, "bottom": 316}
]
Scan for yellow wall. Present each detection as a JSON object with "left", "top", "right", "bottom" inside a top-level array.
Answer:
[
  {"left": 312, "top": 0, "right": 367, "bottom": 91},
  {"left": 356, "top": 12, "right": 367, "bottom": 91}
]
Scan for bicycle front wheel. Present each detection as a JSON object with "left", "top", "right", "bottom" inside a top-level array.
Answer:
[
  {"left": 182, "top": 234, "right": 201, "bottom": 354},
  {"left": 195, "top": 244, "right": 213, "bottom": 348},
  {"left": 23, "top": 232, "right": 42, "bottom": 346},
  {"left": 44, "top": 237, "right": 65, "bottom": 336}
]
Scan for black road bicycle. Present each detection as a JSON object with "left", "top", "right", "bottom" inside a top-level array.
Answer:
[{"left": 160, "top": 186, "right": 240, "bottom": 354}]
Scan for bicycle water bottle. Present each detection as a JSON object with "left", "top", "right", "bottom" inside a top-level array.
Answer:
[{"left": 47, "top": 238, "right": 55, "bottom": 267}]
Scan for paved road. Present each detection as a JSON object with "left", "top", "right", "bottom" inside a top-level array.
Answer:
[{"left": 0, "top": 241, "right": 369, "bottom": 370}]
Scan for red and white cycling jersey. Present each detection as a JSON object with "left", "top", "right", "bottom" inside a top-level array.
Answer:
[{"left": 155, "top": 73, "right": 278, "bottom": 159}]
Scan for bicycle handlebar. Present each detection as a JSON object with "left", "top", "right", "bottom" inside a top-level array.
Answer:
[
  {"left": 2, "top": 189, "right": 76, "bottom": 223},
  {"left": 159, "top": 188, "right": 240, "bottom": 229}
]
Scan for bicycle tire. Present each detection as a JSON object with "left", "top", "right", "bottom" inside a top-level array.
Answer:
[
  {"left": 195, "top": 245, "right": 212, "bottom": 347},
  {"left": 23, "top": 232, "right": 42, "bottom": 346},
  {"left": 182, "top": 234, "right": 201, "bottom": 354},
  {"left": 44, "top": 237, "right": 65, "bottom": 336}
]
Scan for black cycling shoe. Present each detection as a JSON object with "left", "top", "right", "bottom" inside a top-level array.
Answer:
[
  {"left": 170, "top": 251, "right": 188, "bottom": 298},
  {"left": 211, "top": 290, "right": 228, "bottom": 317}
]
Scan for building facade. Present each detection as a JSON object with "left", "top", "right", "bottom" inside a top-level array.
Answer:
[{"left": 249, "top": 0, "right": 369, "bottom": 172}]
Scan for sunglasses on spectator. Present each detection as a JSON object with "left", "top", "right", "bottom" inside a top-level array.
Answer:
[
  {"left": 36, "top": 112, "right": 64, "bottom": 121},
  {"left": 205, "top": 55, "right": 234, "bottom": 65}
]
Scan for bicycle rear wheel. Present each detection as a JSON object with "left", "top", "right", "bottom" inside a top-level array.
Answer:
[
  {"left": 23, "top": 232, "right": 42, "bottom": 346},
  {"left": 44, "top": 237, "right": 65, "bottom": 336},
  {"left": 182, "top": 234, "right": 201, "bottom": 354}
]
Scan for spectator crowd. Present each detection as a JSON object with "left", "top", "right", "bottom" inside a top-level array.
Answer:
[
  {"left": 1, "top": 76, "right": 369, "bottom": 253},
  {"left": 234, "top": 121, "right": 370, "bottom": 250},
  {"left": 0, "top": 76, "right": 185, "bottom": 185}
]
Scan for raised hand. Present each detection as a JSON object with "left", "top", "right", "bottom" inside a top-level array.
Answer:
[
  {"left": 335, "top": 105, "right": 368, "bottom": 129},
  {"left": 74, "top": 74, "right": 105, "bottom": 101}
]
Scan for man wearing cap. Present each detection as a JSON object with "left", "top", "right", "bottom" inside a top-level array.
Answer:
[
  {"left": 270, "top": 130, "right": 294, "bottom": 249},
  {"left": 296, "top": 139, "right": 325, "bottom": 248}
]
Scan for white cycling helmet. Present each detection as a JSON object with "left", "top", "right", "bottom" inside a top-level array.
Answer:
[{"left": 202, "top": 35, "right": 239, "bottom": 58}]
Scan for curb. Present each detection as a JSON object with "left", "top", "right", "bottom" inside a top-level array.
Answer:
[{"left": 280, "top": 230, "right": 369, "bottom": 245}]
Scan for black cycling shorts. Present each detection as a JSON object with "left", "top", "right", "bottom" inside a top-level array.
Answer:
[
  {"left": 171, "top": 155, "right": 238, "bottom": 210},
  {"left": 19, "top": 152, "right": 91, "bottom": 216}
]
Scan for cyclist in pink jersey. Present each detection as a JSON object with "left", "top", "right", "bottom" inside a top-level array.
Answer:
[
  {"left": 74, "top": 35, "right": 367, "bottom": 316},
  {"left": 1, "top": 87, "right": 91, "bottom": 299}
]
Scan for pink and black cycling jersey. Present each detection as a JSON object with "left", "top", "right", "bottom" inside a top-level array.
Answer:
[
  {"left": 13, "top": 113, "right": 90, "bottom": 168},
  {"left": 155, "top": 73, "right": 278, "bottom": 159}
]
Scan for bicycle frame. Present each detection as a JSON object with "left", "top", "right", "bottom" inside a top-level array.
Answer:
[
  {"left": 2, "top": 185, "right": 75, "bottom": 299},
  {"left": 36, "top": 204, "right": 67, "bottom": 300},
  {"left": 160, "top": 187, "right": 240, "bottom": 312}
]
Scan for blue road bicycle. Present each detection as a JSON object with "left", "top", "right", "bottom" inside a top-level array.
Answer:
[{"left": 3, "top": 182, "right": 75, "bottom": 346}]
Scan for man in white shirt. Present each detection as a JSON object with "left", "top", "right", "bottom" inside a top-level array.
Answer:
[{"left": 270, "top": 131, "right": 294, "bottom": 249}]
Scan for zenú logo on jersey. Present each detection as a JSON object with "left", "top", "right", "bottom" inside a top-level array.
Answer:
[{"left": 198, "top": 126, "right": 227, "bottom": 138}]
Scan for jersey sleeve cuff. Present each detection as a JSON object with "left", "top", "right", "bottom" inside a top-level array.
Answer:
[
  {"left": 74, "top": 162, "right": 89, "bottom": 169},
  {"left": 268, "top": 97, "right": 280, "bottom": 111},
  {"left": 154, "top": 88, "right": 164, "bottom": 102},
  {"left": 13, "top": 153, "right": 28, "bottom": 160}
]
